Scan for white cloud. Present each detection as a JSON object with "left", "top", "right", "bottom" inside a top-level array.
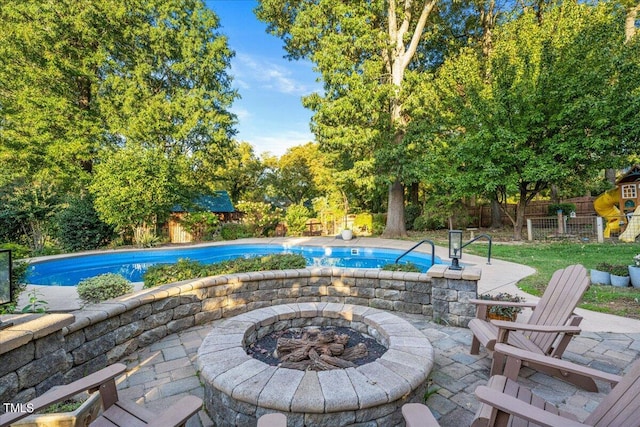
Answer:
[
  {"left": 231, "top": 106, "right": 251, "bottom": 121},
  {"left": 250, "top": 130, "right": 315, "bottom": 157},
  {"left": 233, "top": 53, "right": 315, "bottom": 96}
]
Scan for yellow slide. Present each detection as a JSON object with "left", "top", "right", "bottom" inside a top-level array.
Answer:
[
  {"left": 593, "top": 189, "right": 622, "bottom": 238},
  {"left": 619, "top": 205, "right": 640, "bottom": 242}
]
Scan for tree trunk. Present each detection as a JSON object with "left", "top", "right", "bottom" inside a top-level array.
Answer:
[
  {"left": 513, "top": 187, "right": 529, "bottom": 241},
  {"left": 605, "top": 168, "right": 616, "bottom": 185},
  {"left": 382, "top": 178, "right": 407, "bottom": 238},
  {"left": 409, "top": 182, "right": 419, "bottom": 206},
  {"left": 490, "top": 197, "right": 502, "bottom": 228}
]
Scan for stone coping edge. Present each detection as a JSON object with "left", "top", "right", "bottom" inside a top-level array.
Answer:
[{"left": 197, "top": 302, "right": 435, "bottom": 414}]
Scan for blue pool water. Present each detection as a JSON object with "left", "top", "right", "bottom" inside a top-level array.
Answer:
[{"left": 26, "top": 244, "right": 440, "bottom": 286}]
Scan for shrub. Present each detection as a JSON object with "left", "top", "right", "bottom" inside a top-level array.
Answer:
[
  {"left": 180, "top": 212, "right": 220, "bottom": 241},
  {"left": 372, "top": 213, "right": 386, "bottom": 235},
  {"left": 404, "top": 204, "right": 421, "bottom": 231},
  {"left": 478, "top": 292, "right": 525, "bottom": 318},
  {"left": 55, "top": 195, "right": 115, "bottom": 252},
  {"left": 285, "top": 203, "right": 311, "bottom": 236},
  {"left": 143, "top": 254, "right": 307, "bottom": 288},
  {"left": 609, "top": 264, "right": 630, "bottom": 277},
  {"left": 77, "top": 273, "right": 133, "bottom": 304},
  {"left": 0, "top": 243, "right": 31, "bottom": 260},
  {"left": 220, "top": 223, "right": 252, "bottom": 240},
  {"left": 381, "top": 262, "right": 421, "bottom": 272},
  {"left": 413, "top": 215, "right": 444, "bottom": 231},
  {"left": 236, "top": 200, "right": 283, "bottom": 237}
]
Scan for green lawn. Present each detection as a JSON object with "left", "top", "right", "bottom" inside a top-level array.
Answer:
[
  {"left": 405, "top": 231, "right": 639, "bottom": 318},
  {"left": 464, "top": 241, "right": 640, "bottom": 319}
]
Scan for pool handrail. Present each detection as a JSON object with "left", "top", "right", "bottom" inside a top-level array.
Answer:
[
  {"left": 461, "top": 233, "right": 492, "bottom": 264},
  {"left": 394, "top": 239, "right": 435, "bottom": 267}
]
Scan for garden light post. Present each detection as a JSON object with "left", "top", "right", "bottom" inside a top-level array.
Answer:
[{"left": 448, "top": 229, "right": 463, "bottom": 270}]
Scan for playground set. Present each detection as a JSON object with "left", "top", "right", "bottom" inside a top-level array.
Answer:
[{"left": 593, "top": 165, "right": 640, "bottom": 242}]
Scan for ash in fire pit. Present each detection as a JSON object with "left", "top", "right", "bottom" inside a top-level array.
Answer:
[{"left": 247, "top": 326, "right": 386, "bottom": 370}]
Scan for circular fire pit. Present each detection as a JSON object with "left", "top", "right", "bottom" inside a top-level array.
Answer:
[{"left": 197, "top": 303, "right": 434, "bottom": 426}]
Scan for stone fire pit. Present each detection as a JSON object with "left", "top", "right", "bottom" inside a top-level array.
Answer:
[{"left": 197, "top": 302, "right": 434, "bottom": 426}]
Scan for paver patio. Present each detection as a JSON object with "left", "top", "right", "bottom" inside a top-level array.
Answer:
[{"left": 115, "top": 310, "right": 640, "bottom": 426}]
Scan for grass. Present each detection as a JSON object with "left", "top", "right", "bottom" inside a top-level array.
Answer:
[
  {"left": 407, "top": 231, "right": 640, "bottom": 319},
  {"left": 464, "top": 241, "right": 640, "bottom": 319}
]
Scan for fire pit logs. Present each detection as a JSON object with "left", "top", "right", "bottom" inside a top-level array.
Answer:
[{"left": 275, "top": 329, "right": 368, "bottom": 370}]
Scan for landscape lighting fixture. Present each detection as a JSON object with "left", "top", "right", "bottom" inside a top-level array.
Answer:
[{"left": 448, "top": 229, "right": 463, "bottom": 270}]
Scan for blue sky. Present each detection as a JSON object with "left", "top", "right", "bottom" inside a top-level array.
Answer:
[{"left": 205, "top": 0, "right": 321, "bottom": 157}]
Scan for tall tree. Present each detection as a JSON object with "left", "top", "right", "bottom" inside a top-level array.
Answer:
[
  {"left": 215, "top": 141, "right": 266, "bottom": 203},
  {"left": 0, "top": 0, "right": 237, "bottom": 194},
  {"left": 256, "top": 0, "right": 437, "bottom": 237},
  {"left": 437, "top": 2, "right": 630, "bottom": 239}
]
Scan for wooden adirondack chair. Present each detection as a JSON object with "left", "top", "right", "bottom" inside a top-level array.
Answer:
[
  {"left": 468, "top": 264, "right": 593, "bottom": 390},
  {"left": 257, "top": 413, "right": 287, "bottom": 427},
  {"left": 402, "top": 403, "right": 441, "bottom": 427},
  {"left": 473, "top": 343, "right": 640, "bottom": 427},
  {"left": 0, "top": 363, "right": 202, "bottom": 427}
]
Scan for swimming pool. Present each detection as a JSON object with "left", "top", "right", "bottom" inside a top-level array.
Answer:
[{"left": 26, "top": 244, "right": 441, "bottom": 286}]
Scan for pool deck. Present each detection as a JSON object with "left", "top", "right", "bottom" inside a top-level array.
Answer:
[{"left": 11, "top": 237, "right": 640, "bottom": 426}]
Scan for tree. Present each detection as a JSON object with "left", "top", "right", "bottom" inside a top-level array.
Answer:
[
  {"left": 436, "top": 2, "right": 630, "bottom": 239},
  {"left": 215, "top": 141, "right": 267, "bottom": 203},
  {"left": 264, "top": 143, "right": 329, "bottom": 206},
  {"left": 256, "top": 0, "right": 438, "bottom": 237},
  {"left": 0, "top": 0, "right": 237, "bottom": 195},
  {"left": 0, "top": 180, "right": 60, "bottom": 252},
  {"left": 55, "top": 194, "right": 115, "bottom": 252},
  {"left": 90, "top": 147, "right": 184, "bottom": 239}
]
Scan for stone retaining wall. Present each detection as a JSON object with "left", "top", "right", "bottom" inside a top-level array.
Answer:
[{"left": 0, "top": 265, "right": 479, "bottom": 405}]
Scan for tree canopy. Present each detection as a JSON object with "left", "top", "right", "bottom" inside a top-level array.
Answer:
[{"left": 0, "top": 0, "right": 237, "bottom": 245}]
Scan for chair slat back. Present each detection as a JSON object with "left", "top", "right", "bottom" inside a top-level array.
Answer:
[
  {"left": 526, "top": 265, "right": 590, "bottom": 352},
  {"left": 587, "top": 357, "right": 640, "bottom": 427}
]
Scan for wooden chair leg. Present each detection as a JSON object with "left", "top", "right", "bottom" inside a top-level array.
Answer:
[
  {"left": 490, "top": 351, "right": 505, "bottom": 376},
  {"left": 471, "top": 336, "right": 481, "bottom": 355}
]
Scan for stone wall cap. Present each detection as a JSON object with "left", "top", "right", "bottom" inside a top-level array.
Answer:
[
  {"left": 427, "top": 264, "right": 448, "bottom": 277},
  {"left": 0, "top": 313, "right": 74, "bottom": 354}
]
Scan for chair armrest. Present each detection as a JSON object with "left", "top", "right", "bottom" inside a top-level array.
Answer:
[
  {"left": 469, "top": 299, "right": 538, "bottom": 309},
  {"left": 257, "top": 413, "right": 288, "bottom": 427},
  {"left": 474, "top": 385, "right": 586, "bottom": 427},
  {"left": 147, "top": 395, "right": 203, "bottom": 427},
  {"left": 402, "top": 403, "right": 440, "bottom": 427},
  {"left": 494, "top": 343, "right": 622, "bottom": 386},
  {"left": 491, "top": 320, "right": 582, "bottom": 334},
  {"left": 0, "top": 363, "right": 127, "bottom": 425}
]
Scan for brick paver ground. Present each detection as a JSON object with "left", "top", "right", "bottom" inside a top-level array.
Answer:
[{"left": 113, "top": 311, "right": 640, "bottom": 427}]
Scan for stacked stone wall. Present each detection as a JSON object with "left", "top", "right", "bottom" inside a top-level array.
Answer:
[{"left": 0, "top": 265, "right": 479, "bottom": 405}]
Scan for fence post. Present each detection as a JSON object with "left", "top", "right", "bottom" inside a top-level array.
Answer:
[
  {"left": 596, "top": 217, "right": 604, "bottom": 243},
  {"left": 527, "top": 219, "right": 533, "bottom": 241},
  {"left": 556, "top": 210, "right": 564, "bottom": 235}
]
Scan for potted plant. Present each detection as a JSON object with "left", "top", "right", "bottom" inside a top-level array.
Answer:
[
  {"left": 11, "top": 390, "right": 102, "bottom": 427},
  {"left": 629, "top": 254, "right": 640, "bottom": 288},
  {"left": 590, "top": 262, "right": 612, "bottom": 286},
  {"left": 341, "top": 227, "right": 353, "bottom": 241},
  {"left": 609, "top": 264, "right": 630, "bottom": 287},
  {"left": 478, "top": 292, "right": 525, "bottom": 321}
]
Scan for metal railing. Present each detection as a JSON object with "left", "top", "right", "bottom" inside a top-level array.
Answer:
[
  {"left": 395, "top": 239, "right": 435, "bottom": 267},
  {"left": 461, "top": 234, "right": 492, "bottom": 264}
]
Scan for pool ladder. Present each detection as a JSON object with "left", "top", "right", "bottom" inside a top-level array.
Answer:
[
  {"left": 394, "top": 234, "right": 493, "bottom": 267},
  {"left": 394, "top": 240, "right": 435, "bottom": 267}
]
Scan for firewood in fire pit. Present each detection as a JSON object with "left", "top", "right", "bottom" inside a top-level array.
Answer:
[{"left": 275, "top": 328, "right": 369, "bottom": 370}]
